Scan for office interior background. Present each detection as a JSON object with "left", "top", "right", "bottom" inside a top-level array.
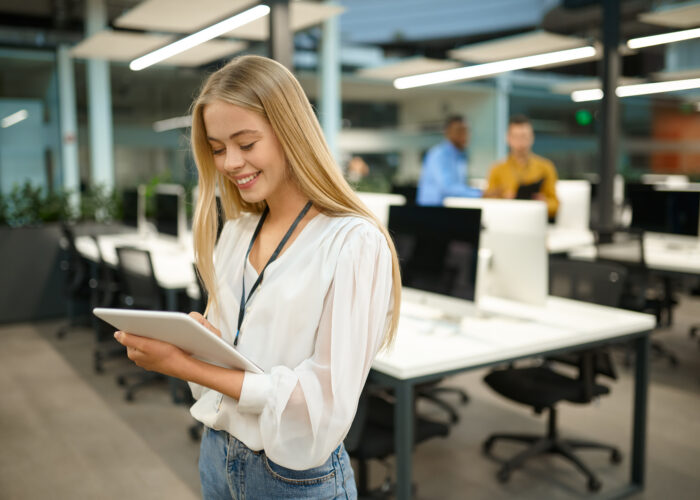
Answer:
[{"left": 1, "top": 0, "right": 699, "bottom": 499}]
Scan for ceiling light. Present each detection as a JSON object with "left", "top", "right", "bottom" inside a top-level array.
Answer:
[
  {"left": 571, "top": 77, "right": 700, "bottom": 102},
  {"left": 393, "top": 46, "right": 597, "bottom": 89},
  {"left": 153, "top": 115, "right": 192, "bottom": 132},
  {"left": 627, "top": 27, "right": 700, "bottom": 49},
  {"left": 1, "top": 109, "right": 28, "bottom": 128},
  {"left": 129, "top": 4, "right": 270, "bottom": 71}
]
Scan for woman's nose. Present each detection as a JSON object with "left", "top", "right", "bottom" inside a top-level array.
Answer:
[{"left": 224, "top": 148, "right": 244, "bottom": 171}]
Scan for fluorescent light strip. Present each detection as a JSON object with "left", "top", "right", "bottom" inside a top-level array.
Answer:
[
  {"left": 393, "top": 46, "right": 597, "bottom": 89},
  {"left": 1, "top": 109, "right": 28, "bottom": 128},
  {"left": 153, "top": 115, "right": 192, "bottom": 132},
  {"left": 571, "top": 78, "right": 700, "bottom": 102},
  {"left": 627, "top": 27, "right": 700, "bottom": 49},
  {"left": 130, "top": 5, "right": 270, "bottom": 71}
]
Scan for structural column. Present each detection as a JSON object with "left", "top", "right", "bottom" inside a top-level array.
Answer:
[
  {"left": 269, "top": 0, "right": 293, "bottom": 70},
  {"left": 319, "top": 0, "right": 341, "bottom": 162},
  {"left": 56, "top": 45, "right": 80, "bottom": 212},
  {"left": 85, "top": 0, "right": 114, "bottom": 190},
  {"left": 495, "top": 74, "right": 511, "bottom": 161},
  {"left": 598, "top": 0, "right": 620, "bottom": 241}
]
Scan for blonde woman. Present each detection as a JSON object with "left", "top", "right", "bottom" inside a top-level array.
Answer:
[{"left": 114, "top": 55, "right": 401, "bottom": 499}]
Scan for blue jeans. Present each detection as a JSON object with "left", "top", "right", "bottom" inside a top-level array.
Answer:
[{"left": 199, "top": 427, "right": 357, "bottom": 499}]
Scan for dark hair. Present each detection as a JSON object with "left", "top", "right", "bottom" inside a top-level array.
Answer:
[
  {"left": 508, "top": 114, "right": 531, "bottom": 126},
  {"left": 444, "top": 115, "right": 465, "bottom": 129}
]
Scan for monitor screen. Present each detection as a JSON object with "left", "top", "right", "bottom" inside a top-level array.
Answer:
[
  {"left": 155, "top": 192, "right": 180, "bottom": 237},
  {"left": 388, "top": 205, "right": 481, "bottom": 301},
  {"left": 628, "top": 184, "right": 700, "bottom": 236},
  {"left": 122, "top": 189, "right": 139, "bottom": 228}
]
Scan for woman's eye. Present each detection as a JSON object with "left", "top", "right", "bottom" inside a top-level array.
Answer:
[
  {"left": 211, "top": 147, "right": 225, "bottom": 156},
  {"left": 240, "top": 142, "right": 255, "bottom": 151}
]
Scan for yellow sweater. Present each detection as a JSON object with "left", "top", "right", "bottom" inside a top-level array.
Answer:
[{"left": 486, "top": 153, "right": 559, "bottom": 218}]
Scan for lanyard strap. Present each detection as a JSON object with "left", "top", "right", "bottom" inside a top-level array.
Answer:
[{"left": 235, "top": 201, "right": 313, "bottom": 345}]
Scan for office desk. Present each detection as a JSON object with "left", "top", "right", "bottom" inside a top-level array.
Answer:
[
  {"left": 371, "top": 292, "right": 655, "bottom": 499},
  {"left": 568, "top": 233, "right": 700, "bottom": 276},
  {"left": 547, "top": 227, "right": 595, "bottom": 254},
  {"left": 75, "top": 232, "right": 196, "bottom": 310}
]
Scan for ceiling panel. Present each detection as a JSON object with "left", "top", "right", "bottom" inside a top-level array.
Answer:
[
  {"left": 223, "top": 2, "right": 345, "bottom": 41},
  {"left": 70, "top": 30, "right": 173, "bottom": 61},
  {"left": 356, "top": 57, "right": 461, "bottom": 80},
  {"left": 70, "top": 30, "right": 246, "bottom": 67},
  {"left": 114, "top": 0, "right": 256, "bottom": 33},
  {"left": 639, "top": 3, "right": 700, "bottom": 28},
  {"left": 449, "top": 31, "right": 589, "bottom": 63}
]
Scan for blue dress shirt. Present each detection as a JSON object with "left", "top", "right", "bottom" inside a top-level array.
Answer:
[{"left": 416, "top": 140, "right": 482, "bottom": 206}]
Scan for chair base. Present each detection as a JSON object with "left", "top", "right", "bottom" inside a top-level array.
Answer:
[
  {"left": 483, "top": 408, "right": 621, "bottom": 492},
  {"left": 116, "top": 370, "right": 165, "bottom": 402}
]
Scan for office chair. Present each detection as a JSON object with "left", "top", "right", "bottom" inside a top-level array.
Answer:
[
  {"left": 55, "top": 223, "right": 92, "bottom": 339},
  {"left": 595, "top": 229, "right": 679, "bottom": 366},
  {"left": 482, "top": 259, "right": 628, "bottom": 492},
  {"left": 114, "top": 246, "right": 167, "bottom": 401},
  {"left": 345, "top": 384, "right": 451, "bottom": 499},
  {"left": 91, "top": 235, "right": 127, "bottom": 373}
]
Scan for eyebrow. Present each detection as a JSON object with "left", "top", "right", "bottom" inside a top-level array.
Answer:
[{"left": 207, "top": 129, "right": 261, "bottom": 142}]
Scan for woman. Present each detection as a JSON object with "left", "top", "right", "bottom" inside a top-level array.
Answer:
[{"left": 114, "top": 55, "right": 401, "bottom": 499}]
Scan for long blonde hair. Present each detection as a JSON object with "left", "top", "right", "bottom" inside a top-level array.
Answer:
[{"left": 190, "top": 55, "right": 401, "bottom": 349}]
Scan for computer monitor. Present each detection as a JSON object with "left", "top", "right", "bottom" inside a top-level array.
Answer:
[
  {"left": 387, "top": 205, "right": 482, "bottom": 302},
  {"left": 154, "top": 184, "right": 187, "bottom": 240},
  {"left": 554, "top": 180, "right": 591, "bottom": 231},
  {"left": 121, "top": 186, "right": 145, "bottom": 232},
  {"left": 444, "top": 198, "right": 548, "bottom": 306},
  {"left": 627, "top": 183, "right": 700, "bottom": 236}
]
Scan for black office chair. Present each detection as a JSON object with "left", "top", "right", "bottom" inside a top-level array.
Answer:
[
  {"left": 55, "top": 223, "right": 92, "bottom": 339},
  {"left": 595, "top": 229, "right": 679, "bottom": 366},
  {"left": 345, "top": 384, "right": 451, "bottom": 498},
  {"left": 482, "top": 259, "right": 628, "bottom": 492},
  {"left": 91, "top": 235, "right": 127, "bottom": 373},
  {"left": 114, "top": 246, "right": 167, "bottom": 401}
]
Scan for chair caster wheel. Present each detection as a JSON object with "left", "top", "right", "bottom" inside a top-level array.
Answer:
[
  {"left": 610, "top": 449, "right": 623, "bottom": 464},
  {"left": 587, "top": 477, "right": 602, "bottom": 492},
  {"left": 669, "top": 356, "right": 679, "bottom": 368},
  {"left": 117, "top": 375, "right": 126, "bottom": 386},
  {"left": 125, "top": 391, "right": 134, "bottom": 402},
  {"left": 496, "top": 467, "right": 510, "bottom": 483},
  {"left": 483, "top": 439, "right": 494, "bottom": 455}
]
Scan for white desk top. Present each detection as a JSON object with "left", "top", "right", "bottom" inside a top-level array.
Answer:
[
  {"left": 373, "top": 294, "right": 655, "bottom": 380},
  {"left": 547, "top": 227, "right": 595, "bottom": 254},
  {"left": 75, "top": 232, "right": 196, "bottom": 290},
  {"left": 568, "top": 233, "right": 700, "bottom": 275}
]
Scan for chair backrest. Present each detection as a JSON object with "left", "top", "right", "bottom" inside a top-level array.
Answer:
[
  {"left": 548, "top": 258, "right": 624, "bottom": 382},
  {"left": 595, "top": 229, "right": 646, "bottom": 268},
  {"left": 549, "top": 258, "right": 627, "bottom": 308},
  {"left": 115, "top": 246, "right": 162, "bottom": 309},
  {"left": 59, "top": 223, "right": 87, "bottom": 293}
]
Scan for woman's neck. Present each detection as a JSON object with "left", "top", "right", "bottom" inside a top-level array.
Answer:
[{"left": 264, "top": 182, "right": 312, "bottom": 226}]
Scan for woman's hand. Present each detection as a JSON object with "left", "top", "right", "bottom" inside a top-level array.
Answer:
[
  {"left": 114, "top": 331, "right": 189, "bottom": 379},
  {"left": 189, "top": 311, "right": 222, "bottom": 337}
]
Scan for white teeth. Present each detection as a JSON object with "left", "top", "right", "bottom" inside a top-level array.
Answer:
[{"left": 236, "top": 172, "right": 259, "bottom": 185}]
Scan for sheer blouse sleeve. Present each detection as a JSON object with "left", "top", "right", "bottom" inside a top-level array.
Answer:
[{"left": 237, "top": 222, "right": 394, "bottom": 469}]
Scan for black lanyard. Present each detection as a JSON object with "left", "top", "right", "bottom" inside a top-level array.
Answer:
[{"left": 234, "top": 201, "right": 313, "bottom": 346}]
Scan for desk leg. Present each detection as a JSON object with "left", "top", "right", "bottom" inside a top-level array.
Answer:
[
  {"left": 395, "top": 380, "right": 414, "bottom": 500},
  {"left": 631, "top": 332, "right": 650, "bottom": 487}
]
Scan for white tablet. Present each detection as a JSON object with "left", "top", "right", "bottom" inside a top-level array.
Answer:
[{"left": 93, "top": 308, "right": 263, "bottom": 373}]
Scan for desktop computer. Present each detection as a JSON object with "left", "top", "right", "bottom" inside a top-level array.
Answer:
[
  {"left": 627, "top": 183, "right": 700, "bottom": 237},
  {"left": 154, "top": 184, "right": 187, "bottom": 242},
  {"left": 444, "top": 198, "right": 549, "bottom": 306},
  {"left": 121, "top": 186, "right": 146, "bottom": 233}
]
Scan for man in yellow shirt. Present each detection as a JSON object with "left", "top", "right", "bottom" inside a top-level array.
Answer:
[{"left": 486, "top": 115, "right": 559, "bottom": 219}]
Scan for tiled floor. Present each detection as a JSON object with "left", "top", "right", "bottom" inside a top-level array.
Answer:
[{"left": 1, "top": 293, "right": 698, "bottom": 499}]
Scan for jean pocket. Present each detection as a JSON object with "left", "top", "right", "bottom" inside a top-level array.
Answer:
[{"left": 263, "top": 454, "right": 336, "bottom": 486}]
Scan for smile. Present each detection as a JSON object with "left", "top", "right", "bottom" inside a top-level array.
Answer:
[{"left": 235, "top": 172, "right": 261, "bottom": 186}]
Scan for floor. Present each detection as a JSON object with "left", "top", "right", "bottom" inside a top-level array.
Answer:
[{"left": 0, "top": 295, "right": 698, "bottom": 500}]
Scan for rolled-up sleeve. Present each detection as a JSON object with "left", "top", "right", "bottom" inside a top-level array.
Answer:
[{"left": 236, "top": 224, "right": 394, "bottom": 469}]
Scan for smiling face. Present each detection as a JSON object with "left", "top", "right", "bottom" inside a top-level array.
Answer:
[{"left": 203, "top": 99, "right": 290, "bottom": 205}]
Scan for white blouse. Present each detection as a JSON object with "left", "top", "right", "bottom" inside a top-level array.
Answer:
[{"left": 189, "top": 211, "right": 394, "bottom": 470}]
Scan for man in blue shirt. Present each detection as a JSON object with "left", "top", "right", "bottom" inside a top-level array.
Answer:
[{"left": 416, "top": 115, "right": 482, "bottom": 205}]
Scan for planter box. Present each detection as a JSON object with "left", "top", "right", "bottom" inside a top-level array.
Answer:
[{"left": 0, "top": 224, "right": 69, "bottom": 324}]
